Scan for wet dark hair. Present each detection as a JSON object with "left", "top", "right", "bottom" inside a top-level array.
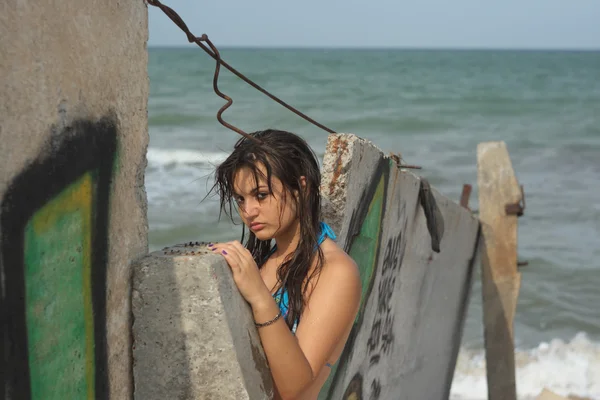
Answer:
[{"left": 211, "top": 129, "right": 323, "bottom": 329}]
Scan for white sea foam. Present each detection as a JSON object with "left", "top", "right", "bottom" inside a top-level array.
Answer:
[
  {"left": 147, "top": 148, "right": 228, "bottom": 168},
  {"left": 450, "top": 332, "right": 600, "bottom": 400},
  {"left": 145, "top": 148, "right": 226, "bottom": 206}
]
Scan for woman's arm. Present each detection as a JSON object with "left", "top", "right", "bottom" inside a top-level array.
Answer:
[
  {"left": 251, "top": 297, "right": 315, "bottom": 399},
  {"left": 291, "top": 251, "right": 361, "bottom": 397},
  {"left": 254, "top": 251, "right": 361, "bottom": 399},
  {"left": 211, "top": 241, "right": 361, "bottom": 399}
]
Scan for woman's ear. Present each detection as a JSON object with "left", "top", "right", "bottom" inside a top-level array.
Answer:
[
  {"left": 299, "top": 176, "right": 307, "bottom": 190},
  {"left": 293, "top": 176, "right": 308, "bottom": 201}
]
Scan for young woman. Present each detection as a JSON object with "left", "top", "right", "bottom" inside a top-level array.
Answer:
[{"left": 207, "top": 129, "right": 361, "bottom": 400}]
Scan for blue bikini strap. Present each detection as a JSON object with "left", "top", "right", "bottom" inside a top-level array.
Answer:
[{"left": 316, "top": 221, "right": 336, "bottom": 245}]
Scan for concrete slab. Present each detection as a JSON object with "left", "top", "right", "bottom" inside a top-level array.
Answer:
[
  {"left": 132, "top": 244, "right": 274, "bottom": 400},
  {"left": 319, "top": 134, "right": 481, "bottom": 400}
]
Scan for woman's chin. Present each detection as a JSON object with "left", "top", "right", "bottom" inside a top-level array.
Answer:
[{"left": 252, "top": 229, "right": 273, "bottom": 241}]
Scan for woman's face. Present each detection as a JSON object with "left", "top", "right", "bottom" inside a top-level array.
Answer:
[{"left": 232, "top": 163, "right": 298, "bottom": 241}]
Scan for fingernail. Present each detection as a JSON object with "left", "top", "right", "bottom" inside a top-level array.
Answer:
[
  {"left": 222, "top": 250, "right": 228, "bottom": 255},
  {"left": 210, "top": 247, "right": 216, "bottom": 251},
  {"left": 208, "top": 243, "right": 214, "bottom": 247}
]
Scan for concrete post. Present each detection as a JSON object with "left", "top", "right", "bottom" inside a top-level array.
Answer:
[
  {"left": 477, "top": 141, "right": 523, "bottom": 400},
  {"left": 132, "top": 246, "right": 274, "bottom": 400},
  {"left": 1, "top": 1, "right": 149, "bottom": 398},
  {"left": 319, "top": 134, "right": 481, "bottom": 400}
]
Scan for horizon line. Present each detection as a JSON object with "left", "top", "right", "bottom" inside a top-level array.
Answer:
[{"left": 146, "top": 44, "right": 600, "bottom": 52}]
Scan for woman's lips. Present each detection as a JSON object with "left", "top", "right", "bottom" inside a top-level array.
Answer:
[{"left": 250, "top": 223, "right": 265, "bottom": 231}]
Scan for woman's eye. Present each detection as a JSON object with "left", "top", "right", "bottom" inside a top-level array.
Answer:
[
  {"left": 235, "top": 197, "right": 244, "bottom": 205},
  {"left": 257, "top": 192, "right": 269, "bottom": 201}
]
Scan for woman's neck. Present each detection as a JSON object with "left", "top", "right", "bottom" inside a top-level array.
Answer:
[{"left": 273, "top": 219, "right": 301, "bottom": 258}]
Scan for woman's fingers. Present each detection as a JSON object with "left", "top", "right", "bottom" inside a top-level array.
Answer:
[
  {"left": 210, "top": 242, "right": 245, "bottom": 272},
  {"left": 229, "top": 241, "right": 254, "bottom": 266},
  {"left": 220, "top": 244, "right": 242, "bottom": 269},
  {"left": 207, "top": 241, "right": 259, "bottom": 278},
  {"left": 207, "top": 242, "right": 223, "bottom": 257},
  {"left": 208, "top": 241, "right": 269, "bottom": 306}
]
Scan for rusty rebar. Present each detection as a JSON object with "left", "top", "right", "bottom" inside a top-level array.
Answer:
[
  {"left": 505, "top": 185, "right": 526, "bottom": 217},
  {"left": 460, "top": 184, "right": 472, "bottom": 210},
  {"left": 146, "top": 0, "right": 336, "bottom": 139},
  {"left": 200, "top": 34, "right": 259, "bottom": 142}
]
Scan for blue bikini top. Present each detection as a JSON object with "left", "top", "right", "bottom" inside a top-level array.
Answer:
[{"left": 267, "top": 222, "right": 336, "bottom": 333}]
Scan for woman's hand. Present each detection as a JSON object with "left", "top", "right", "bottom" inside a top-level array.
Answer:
[{"left": 208, "top": 241, "right": 272, "bottom": 308}]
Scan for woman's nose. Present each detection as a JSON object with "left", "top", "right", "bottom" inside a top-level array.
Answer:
[{"left": 243, "top": 199, "right": 260, "bottom": 217}]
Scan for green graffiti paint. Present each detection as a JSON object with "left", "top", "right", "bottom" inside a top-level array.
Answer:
[
  {"left": 23, "top": 173, "right": 95, "bottom": 400},
  {"left": 349, "top": 174, "right": 385, "bottom": 322},
  {"left": 319, "top": 174, "right": 386, "bottom": 400},
  {"left": 1, "top": 117, "right": 116, "bottom": 399}
]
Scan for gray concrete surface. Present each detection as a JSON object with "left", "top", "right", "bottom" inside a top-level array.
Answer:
[
  {"left": 0, "top": 1, "right": 149, "bottom": 398},
  {"left": 132, "top": 244, "right": 274, "bottom": 400},
  {"left": 319, "top": 134, "right": 481, "bottom": 400}
]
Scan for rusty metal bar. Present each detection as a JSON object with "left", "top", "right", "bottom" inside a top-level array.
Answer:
[
  {"left": 460, "top": 184, "right": 472, "bottom": 210},
  {"left": 146, "top": 0, "right": 336, "bottom": 139},
  {"left": 200, "top": 34, "right": 260, "bottom": 143},
  {"left": 505, "top": 185, "right": 525, "bottom": 217},
  {"left": 389, "top": 153, "right": 422, "bottom": 170}
]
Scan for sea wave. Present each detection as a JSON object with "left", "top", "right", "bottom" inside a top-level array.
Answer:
[
  {"left": 147, "top": 148, "right": 228, "bottom": 168},
  {"left": 450, "top": 332, "right": 600, "bottom": 400}
]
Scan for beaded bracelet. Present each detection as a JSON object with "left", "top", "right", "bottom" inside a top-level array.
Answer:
[{"left": 255, "top": 310, "right": 282, "bottom": 328}]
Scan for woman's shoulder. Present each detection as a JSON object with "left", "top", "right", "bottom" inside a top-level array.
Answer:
[
  {"left": 302, "top": 238, "right": 361, "bottom": 321},
  {"left": 318, "top": 239, "right": 361, "bottom": 288}
]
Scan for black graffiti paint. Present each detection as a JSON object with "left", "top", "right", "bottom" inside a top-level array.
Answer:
[
  {"left": 365, "top": 200, "right": 409, "bottom": 373},
  {"left": 380, "top": 312, "right": 395, "bottom": 356},
  {"left": 366, "top": 312, "right": 394, "bottom": 366},
  {"left": 342, "top": 372, "right": 364, "bottom": 400},
  {"left": 343, "top": 158, "right": 389, "bottom": 253},
  {"left": 327, "top": 160, "right": 420, "bottom": 400},
  {"left": 325, "top": 158, "right": 390, "bottom": 400},
  {"left": 377, "top": 277, "right": 395, "bottom": 314},
  {"left": 369, "top": 379, "right": 381, "bottom": 400},
  {"left": 367, "top": 319, "right": 381, "bottom": 366},
  {"left": 0, "top": 117, "right": 116, "bottom": 399},
  {"left": 382, "top": 233, "right": 403, "bottom": 275}
]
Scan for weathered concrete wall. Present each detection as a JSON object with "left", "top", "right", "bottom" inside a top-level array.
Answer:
[
  {"left": 0, "top": 1, "right": 149, "bottom": 399},
  {"left": 132, "top": 245, "right": 274, "bottom": 400},
  {"left": 318, "top": 134, "right": 481, "bottom": 400}
]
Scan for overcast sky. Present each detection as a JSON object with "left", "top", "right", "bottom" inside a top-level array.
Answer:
[{"left": 148, "top": 0, "right": 600, "bottom": 49}]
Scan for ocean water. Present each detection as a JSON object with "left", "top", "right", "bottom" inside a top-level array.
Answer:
[{"left": 146, "top": 47, "right": 600, "bottom": 399}]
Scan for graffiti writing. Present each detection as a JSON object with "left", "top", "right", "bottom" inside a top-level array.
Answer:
[
  {"left": 366, "top": 230, "right": 404, "bottom": 368},
  {"left": 322, "top": 142, "right": 476, "bottom": 400},
  {"left": 322, "top": 156, "right": 411, "bottom": 400},
  {"left": 320, "top": 159, "right": 389, "bottom": 400},
  {"left": 369, "top": 378, "right": 381, "bottom": 400},
  {"left": 0, "top": 117, "right": 116, "bottom": 399}
]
